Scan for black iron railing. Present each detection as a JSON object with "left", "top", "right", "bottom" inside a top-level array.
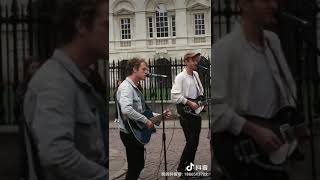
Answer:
[
  {"left": 0, "top": 0, "right": 109, "bottom": 124},
  {"left": 109, "top": 57, "right": 211, "bottom": 101}
]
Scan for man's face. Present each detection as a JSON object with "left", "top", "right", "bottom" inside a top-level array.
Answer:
[
  {"left": 84, "top": 2, "right": 108, "bottom": 61},
  {"left": 244, "top": 0, "right": 279, "bottom": 26},
  {"left": 133, "top": 62, "right": 148, "bottom": 81},
  {"left": 185, "top": 56, "right": 200, "bottom": 71}
]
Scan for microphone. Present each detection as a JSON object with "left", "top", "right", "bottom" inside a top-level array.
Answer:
[
  {"left": 146, "top": 73, "right": 168, "bottom": 78},
  {"left": 197, "top": 64, "right": 209, "bottom": 71},
  {"left": 276, "top": 11, "right": 311, "bottom": 27}
]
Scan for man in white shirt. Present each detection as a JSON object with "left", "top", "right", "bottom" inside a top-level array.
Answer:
[
  {"left": 212, "top": 0, "right": 309, "bottom": 179},
  {"left": 171, "top": 52, "right": 204, "bottom": 177}
]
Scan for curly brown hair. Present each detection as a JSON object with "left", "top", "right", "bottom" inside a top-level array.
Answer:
[{"left": 125, "top": 58, "right": 147, "bottom": 76}]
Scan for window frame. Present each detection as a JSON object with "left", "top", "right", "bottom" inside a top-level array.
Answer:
[
  {"left": 194, "top": 13, "right": 206, "bottom": 36},
  {"left": 119, "top": 17, "right": 132, "bottom": 40},
  {"left": 155, "top": 10, "right": 169, "bottom": 38},
  {"left": 171, "top": 15, "right": 176, "bottom": 37},
  {"left": 147, "top": 16, "right": 154, "bottom": 38}
]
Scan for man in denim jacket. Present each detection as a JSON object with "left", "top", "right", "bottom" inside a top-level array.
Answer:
[
  {"left": 116, "top": 58, "right": 171, "bottom": 180},
  {"left": 23, "top": 0, "right": 108, "bottom": 179}
]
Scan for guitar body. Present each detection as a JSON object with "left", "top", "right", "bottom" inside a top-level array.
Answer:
[
  {"left": 177, "top": 95, "right": 207, "bottom": 117},
  {"left": 214, "top": 106, "right": 300, "bottom": 171},
  {"left": 126, "top": 109, "right": 156, "bottom": 145}
]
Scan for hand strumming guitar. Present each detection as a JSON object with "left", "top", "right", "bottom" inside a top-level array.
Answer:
[
  {"left": 187, "top": 100, "right": 199, "bottom": 110},
  {"left": 146, "top": 120, "right": 154, "bottom": 129},
  {"left": 242, "top": 121, "right": 283, "bottom": 153}
]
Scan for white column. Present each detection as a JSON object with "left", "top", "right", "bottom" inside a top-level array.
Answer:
[
  {"left": 175, "top": 8, "right": 188, "bottom": 46},
  {"left": 109, "top": 13, "right": 114, "bottom": 50},
  {"left": 134, "top": 11, "right": 147, "bottom": 49}
]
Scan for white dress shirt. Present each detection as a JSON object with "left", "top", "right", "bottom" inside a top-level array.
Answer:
[
  {"left": 171, "top": 69, "right": 204, "bottom": 104},
  {"left": 246, "top": 42, "right": 280, "bottom": 118}
]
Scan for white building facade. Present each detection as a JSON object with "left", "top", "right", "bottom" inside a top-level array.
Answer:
[{"left": 109, "top": 0, "right": 211, "bottom": 61}]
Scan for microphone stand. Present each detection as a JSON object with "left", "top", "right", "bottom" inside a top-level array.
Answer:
[
  {"left": 147, "top": 73, "right": 168, "bottom": 180},
  {"left": 280, "top": 10, "right": 320, "bottom": 179},
  {"left": 197, "top": 65, "right": 211, "bottom": 131},
  {"left": 296, "top": 26, "right": 320, "bottom": 180},
  {"left": 204, "top": 68, "right": 212, "bottom": 178},
  {"left": 147, "top": 73, "right": 168, "bottom": 178},
  {"left": 197, "top": 64, "right": 212, "bottom": 177},
  {"left": 159, "top": 77, "right": 168, "bottom": 179}
]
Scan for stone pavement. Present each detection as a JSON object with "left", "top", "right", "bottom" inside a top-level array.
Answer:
[
  {"left": 109, "top": 118, "right": 319, "bottom": 180},
  {"left": 109, "top": 120, "right": 212, "bottom": 180}
]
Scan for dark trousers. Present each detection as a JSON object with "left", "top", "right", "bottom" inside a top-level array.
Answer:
[
  {"left": 213, "top": 133, "right": 289, "bottom": 180},
  {"left": 177, "top": 114, "right": 202, "bottom": 172},
  {"left": 120, "top": 131, "right": 145, "bottom": 180}
]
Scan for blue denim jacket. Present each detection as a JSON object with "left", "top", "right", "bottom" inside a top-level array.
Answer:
[
  {"left": 116, "top": 78, "right": 148, "bottom": 133},
  {"left": 24, "top": 49, "right": 108, "bottom": 180}
]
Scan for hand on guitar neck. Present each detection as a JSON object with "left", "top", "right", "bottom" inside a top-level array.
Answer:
[
  {"left": 145, "top": 110, "right": 172, "bottom": 129},
  {"left": 242, "top": 121, "right": 283, "bottom": 153}
]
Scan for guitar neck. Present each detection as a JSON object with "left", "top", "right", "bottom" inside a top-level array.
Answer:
[
  {"left": 189, "top": 97, "right": 207, "bottom": 106},
  {"left": 150, "top": 111, "right": 177, "bottom": 125},
  {"left": 198, "top": 100, "right": 207, "bottom": 106},
  {"left": 150, "top": 114, "right": 164, "bottom": 125}
]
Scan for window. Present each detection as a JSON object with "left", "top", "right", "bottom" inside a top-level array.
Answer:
[
  {"left": 120, "top": 18, "right": 131, "bottom": 40},
  {"left": 148, "top": 17, "right": 153, "bottom": 38},
  {"left": 194, "top": 13, "right": 205, "bottom": 35},
  {"left": 171, "top": 16, "right": 176, "bottom": 37},
  {"left": 155, "top": 4, "right": 168, "bottom": 38},
  {"left": 147, "top": 4, "right": 175, "bottom": 42}
]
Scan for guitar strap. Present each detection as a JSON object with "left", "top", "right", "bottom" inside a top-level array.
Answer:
[
  {"left": 266, "top": 38, "right": 298, "bottom": 107},
  {"left": 193, "top": 73, "right": 202, "bottom": 96},
  {"left": 115, "top": 87, "right": 147, "bottom": 156},
  {"left": 125, "top": 79, "right": 148, "bottom": 110}
]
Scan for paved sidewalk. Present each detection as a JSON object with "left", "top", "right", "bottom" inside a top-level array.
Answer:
[
  {"left": 109, "top": 118, "right": 317, "bottom": 180},
  {"left": 109, "top": 120, "right": 212, "bottom": 180}
]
